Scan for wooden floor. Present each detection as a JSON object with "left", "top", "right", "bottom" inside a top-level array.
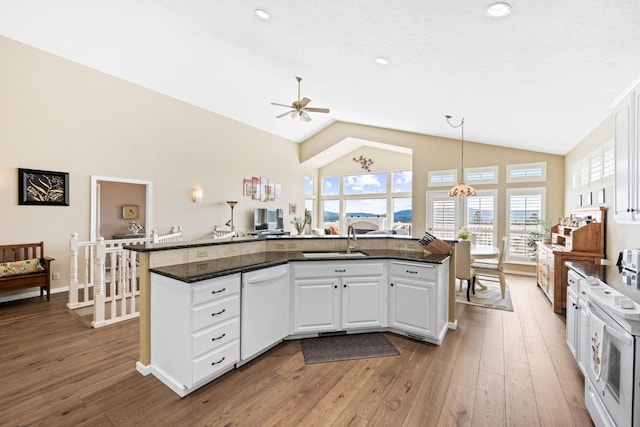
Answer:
[{"left": 0, "top": 275, "right": 593, "bottom": 426}]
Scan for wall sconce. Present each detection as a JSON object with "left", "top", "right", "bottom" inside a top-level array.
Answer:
[{"left": 192, "top": 187, "right": 203, "bottom": 203}]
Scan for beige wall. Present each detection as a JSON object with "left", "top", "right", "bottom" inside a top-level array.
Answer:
[
  {"left": 565, "top": 114, "right": 639, "bottom": 263},
  {"left": 0, "top": 36, "right": 312, "bottom": 293}
]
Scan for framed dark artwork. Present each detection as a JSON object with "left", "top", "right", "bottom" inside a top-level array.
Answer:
[{"left": 18, "top": 168, "right": 70, "bottom": 206}]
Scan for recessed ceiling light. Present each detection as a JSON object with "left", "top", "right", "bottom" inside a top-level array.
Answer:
[
  {"left": 485, "top": 2, "right": 512, "bottom": 18},
  {"left": 375, "top": 57, "right": 390, "bottom": 65},
  {"left": 255, "top": 9, "right": 270, "bottom": 20}
]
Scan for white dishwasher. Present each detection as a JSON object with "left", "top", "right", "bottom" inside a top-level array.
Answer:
[{"left": 241, "top": 264, "right": 290, "bottom": 362}]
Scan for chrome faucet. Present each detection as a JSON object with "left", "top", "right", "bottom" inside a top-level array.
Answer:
[{"left": 346, "top": 225, "right": 357, "bottom": 253}]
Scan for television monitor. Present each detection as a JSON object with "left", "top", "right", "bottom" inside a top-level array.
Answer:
[{"left": 254, "top": 208, "right": 284, "bottom": 231}]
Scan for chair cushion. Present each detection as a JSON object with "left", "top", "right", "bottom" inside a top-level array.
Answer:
[
  {"left": 470, "top": 260, "right": 499, "bottom": 270},
  {"left": 0, "top": 258, "right": 45, "bottom": 277}
]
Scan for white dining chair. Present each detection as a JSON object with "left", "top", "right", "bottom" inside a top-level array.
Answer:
[
  {"left": 470, "top": 236, "right": 508, "bottom": 298},
  {"left": 455, "top": 240, "right": 475, "bottom": 301}
]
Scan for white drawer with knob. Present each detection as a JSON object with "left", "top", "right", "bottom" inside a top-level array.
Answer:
[
  {"left": 192, "top": 275, "right": 240, "bottom": 306},
  {"left": 389, "top": 261, "right": 436, "bottom": 281},
  {"left": 192, "top": 317, "right": 240, "bottom": 358},
  {"left": 192, "top": 340, "right": 240, "bottom": 384},
  {"left": 192, "top": 294, "right": 240, "bottom": 332}
]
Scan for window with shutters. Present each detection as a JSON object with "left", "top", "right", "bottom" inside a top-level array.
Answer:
[
  {"left": 506, "top": 188, "right": 546, "bottom": 263},
  {"left": 465, "top": 190, "right": 497, "bottom": 246},
  {"left": 602, "top": 142, "right": 615, "bottom": 186},
  {"left": 426, "top": 191, "right": 460, "bottom": 240}
]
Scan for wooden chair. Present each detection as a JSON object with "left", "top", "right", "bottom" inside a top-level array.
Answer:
[
  {"left": 470, "top": 236, "right": 508, "bottom": 298},
  {"left": 455, "top": 240, "right": 475, "bottom": 301}
]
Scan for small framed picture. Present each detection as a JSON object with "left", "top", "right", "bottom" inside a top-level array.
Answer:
[
  {"left": 597, "top": 188, "right": 605, "bottom": 204},
  {"left": 18, "top": 168, "right": 70, "bottom": 206},
  {"left": 122, "top": 205, "right": 139, "bottom": 219},
  {"left": 577, "top": 194, "right": 583, "bottom": 207},
  {"left": 289, "top": 203, "right": 297, "bottom": 215},
  {"left": 243, "top": 179, "right": 252, "bottom": 196}
]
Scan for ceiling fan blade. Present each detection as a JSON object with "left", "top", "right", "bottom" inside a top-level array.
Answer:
[
  {"left": 271, "top": 102, "right": 293, "bottom": 108},
  {"left": 305, "top": 107, "right": 330, "bottom": 113},
  {"left": 298, "top": 97, "right": 311, "bottom": 107},
  {"left": 276, "top": 110, "right": 294, "bottom": 118}
]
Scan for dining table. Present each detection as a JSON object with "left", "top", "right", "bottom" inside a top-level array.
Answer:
[{"left": 470, "top": 244, "right": 500, "bottom": 260}]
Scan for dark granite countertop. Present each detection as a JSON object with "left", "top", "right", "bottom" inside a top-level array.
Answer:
[
  {"left": 566, "top": 261, "right": 640, "bottom": 305},
  {"left": 150, "top": 249, "right": 449, "bottom": 283}
]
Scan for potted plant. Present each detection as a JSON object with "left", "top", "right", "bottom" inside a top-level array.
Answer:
[
  {"left": 527, "top": 219, "right": 552, "bottom": 260},
  {"left": 291, "top": 209, "right": 312, "bottom": 235}
]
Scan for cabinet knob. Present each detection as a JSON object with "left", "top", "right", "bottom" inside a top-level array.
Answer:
[
  {"left": 334, "top": 285, "right": 338, "bottom": 289},
  {"left": 343, "top": 284, "right": 347, "bottom": 288},
  {"left": 390, "top": 283, "right": 394, "bottom": 287}
]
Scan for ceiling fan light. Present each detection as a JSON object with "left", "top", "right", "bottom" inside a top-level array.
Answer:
[
  {"left": 448, "top": 182, "right": 476, "bottom": 197},
  {"left": 301, "top": 111, "right": 311, "bottom": 122}
]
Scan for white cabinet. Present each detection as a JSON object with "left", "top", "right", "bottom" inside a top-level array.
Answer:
[
  {"left": 566, "top": 284, "right": 579, "bottom": 359},
  {"left": 150, "top": 273, "right": 240, "bottom": 397},
  {"left": 241, "top": 264, "right": 290, "bottom": 363},
  {"left": 292, "top": 261, "right": 385, "bottom": 334},
  {"left": 566, "top": 269, "right": 592, "bottom": 377},
  {"left": 613, "top": 78, "right": 640, "bottom": 223},
  {"left": 388, "top": 260, "right": 449, "bottom": 344}
]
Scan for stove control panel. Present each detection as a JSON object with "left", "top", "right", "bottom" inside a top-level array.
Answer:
[{"left": 585, "top": 280, "right": 640, "bottom": 320}]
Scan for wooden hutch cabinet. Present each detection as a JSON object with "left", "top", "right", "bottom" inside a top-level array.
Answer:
[{"left": 536, "top": 207, "right": 605, "bottom": 313}]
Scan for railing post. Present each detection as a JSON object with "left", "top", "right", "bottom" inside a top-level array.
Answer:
[
  {"left": 129, "top": 249, "right": 137, "bottom": 314},
  {"left": 151, "top": 229, "right": 158, "bottom": 243},
  {"left": 68, "top": 233, "right": 79, "bottom": 308},
  {"left": 92, "top": 237, "right": 106, "bottom": 327}
]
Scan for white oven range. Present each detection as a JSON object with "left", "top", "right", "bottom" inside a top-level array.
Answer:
[{"left": 583, "top": 278, "right": 640, "bottom": 427}]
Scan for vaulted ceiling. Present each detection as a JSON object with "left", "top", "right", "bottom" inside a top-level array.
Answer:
[{"left": 2, "top": 1, "right": 640, "bottom": 155}]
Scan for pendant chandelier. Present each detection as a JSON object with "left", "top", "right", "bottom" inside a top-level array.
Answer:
[{"left": 445, "top": 115, "right": 476, "bottom": 197}]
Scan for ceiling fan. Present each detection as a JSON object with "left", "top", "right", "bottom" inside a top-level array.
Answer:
[{"left": 271, "top": 76, "right": 330, "bottom": 122}]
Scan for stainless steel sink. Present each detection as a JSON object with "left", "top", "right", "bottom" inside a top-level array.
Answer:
[{"left": 302, "top": 251, "right": 368, "bottom": 259}]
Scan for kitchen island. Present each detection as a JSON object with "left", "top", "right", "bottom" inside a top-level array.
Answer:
[{"left": 128, "top": 235, "right": 454, "bottom": 396}]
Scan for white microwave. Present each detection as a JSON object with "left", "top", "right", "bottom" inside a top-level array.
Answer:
[{"left": 622, "top": 248, "right": 640, "bottom": 273}]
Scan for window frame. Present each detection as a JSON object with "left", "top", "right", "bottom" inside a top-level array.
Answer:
[{"left": 506, "top": 162, "right": 547, "bottom": 183}]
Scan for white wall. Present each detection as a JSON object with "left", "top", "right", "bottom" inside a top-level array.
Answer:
[{"left": 0, "top": 36, "right": 313, "bottom": 292}]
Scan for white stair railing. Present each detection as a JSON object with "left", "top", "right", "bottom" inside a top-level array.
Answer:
[{"left": 68, "top": 227, "right": 182, "bottom": 328}]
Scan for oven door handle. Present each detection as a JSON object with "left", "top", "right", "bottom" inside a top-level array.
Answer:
[{"left": 604, "top": 324, "right": 634, "bottom": 346}]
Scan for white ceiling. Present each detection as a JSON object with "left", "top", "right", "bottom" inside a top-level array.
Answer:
[{"left": 2, "top": 0, "right": 640, "bottom": 156}]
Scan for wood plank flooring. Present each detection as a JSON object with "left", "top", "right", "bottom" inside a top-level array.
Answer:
[{"left": 0, "top": 275, "right": 592, "bottom": 426}]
